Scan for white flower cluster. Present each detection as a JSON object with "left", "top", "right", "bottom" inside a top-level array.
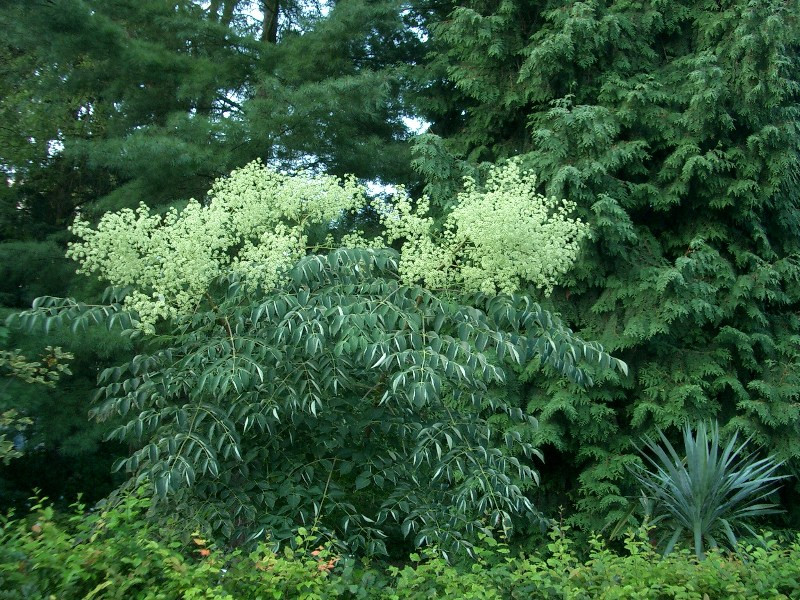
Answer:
[
  {"left": 381, "top": 160, "right": 589, "bottom": 295},
  {"left": 68, "top": 160, "right": 366, "bottom": 330},
  {"left": 68, "top": 159, "right": 588, "bottom": 331}
]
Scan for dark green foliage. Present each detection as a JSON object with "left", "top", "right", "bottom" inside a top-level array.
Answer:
[
  {"left": 0, "top": 341, "right": 72, "bottom": 465},
  {"left": 16, "top": 248, "right": 624, "bottom": 555},
  {"left": 0, "top": 321, "right": 130, "bottom": 509},
  {"left": 2, "top": 496, "right": 800, "bottom": 599},
  {"left": 412, "top": 0, "right": 800, "bottom": 528},
  {"left": 1, "top": 0, "right": 421, "bottom": 222},
  {"left": 3, "top": 0, "right": 800, "bottom": 558},
  {"left": 0, "top": 242, "right": 75, "bottom": 308}
]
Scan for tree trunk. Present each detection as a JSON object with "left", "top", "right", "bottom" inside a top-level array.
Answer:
[
  {"left": 220, "top": 0, "right": 237, "bottom": 27},
  {"left": 261, "top": 0, "right": 279, "bottom": 44},
  {"left": 208, "top": 0, "right": 221, "bottom": 22}
]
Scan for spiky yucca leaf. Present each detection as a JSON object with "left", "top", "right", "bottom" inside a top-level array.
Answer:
[{"left": 631, "top": 422, "right": 787, "bottom": 559}]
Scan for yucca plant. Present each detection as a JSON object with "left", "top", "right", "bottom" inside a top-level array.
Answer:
[{"left": 630, "top": 421, "right": 787, "bottom": 559}]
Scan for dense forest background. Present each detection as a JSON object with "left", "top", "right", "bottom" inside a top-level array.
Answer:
[{"left": 1, "top": 0, "right": 799, "bottom": 553}]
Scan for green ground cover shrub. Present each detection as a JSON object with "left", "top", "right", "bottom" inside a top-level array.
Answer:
[{"left": 2, "top": 495, "right": 799, "bottom": 599}]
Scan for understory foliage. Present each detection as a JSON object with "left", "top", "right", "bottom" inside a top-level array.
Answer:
[
  {"left": 0, "top": 316, "right": 129, "bottom": 509},
  {"left": 2, "top": 495, "right": 800, "bottom": 599},
  {"left": 414, "top": 0, "right": 800, "bottom": 528},
  {"left": 0, "top": 343, "right": 73, "bottom": 464}
]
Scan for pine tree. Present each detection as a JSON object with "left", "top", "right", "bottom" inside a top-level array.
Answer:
[
  {"left": 2, "top": 0, "right": 421, "bottom": 218},
  {"left": 412, "top": 0, "right": 800, "bottom": 528}
]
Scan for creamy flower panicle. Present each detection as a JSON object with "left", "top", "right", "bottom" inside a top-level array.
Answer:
[
  {"left": 68, "top": 159, "right": 588, "bottom": 330},
  {"left": 68, "top": 161, "right": 365, "bottom": 330},
  {"left": 381, "top": 159, "right": 589, "bottom": 295}
]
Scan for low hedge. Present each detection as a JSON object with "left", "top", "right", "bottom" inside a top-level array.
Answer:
[{"left": 1, "top": 496, "right": 799, "bottom": 599}]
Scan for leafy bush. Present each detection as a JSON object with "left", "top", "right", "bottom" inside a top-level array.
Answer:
[
  {"left": 8, "top": 161, "right": 624, "bottom": 555},
  {"left": 0, "top": 494, "right": 380, "bottom": 600},
  {"left": 15, "top": 249, "right": 625, "bottom": 555},
  {"left": 2, "top": 497, "right": 800, "bottom": 599}
]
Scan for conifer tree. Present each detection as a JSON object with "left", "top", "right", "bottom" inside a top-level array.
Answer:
[{"left": 412, "top": 0, "right": 800, "bottom": 528}]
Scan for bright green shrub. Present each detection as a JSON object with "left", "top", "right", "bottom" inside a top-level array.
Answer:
[
  {"left": 0, "top": 494, "right": 384, "bottom": 600},
  {"left": 390, "top": 528, "right": 800, "bottom": 599},
  {"left": 2, "top": 498, "right": 800, "bottom": 599},
  {"left": 0, "top": 496, "right": 217, "bottom": 599}
]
